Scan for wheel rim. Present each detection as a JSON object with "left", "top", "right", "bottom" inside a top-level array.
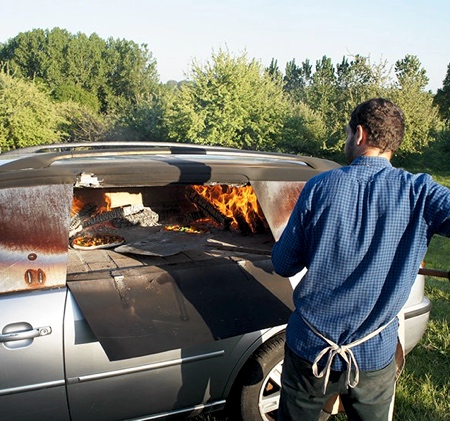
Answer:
[{"left": 257, "top": 360, "right": 283, "bottom": 421}]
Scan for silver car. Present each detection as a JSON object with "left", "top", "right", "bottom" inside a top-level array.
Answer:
[{"left": 0, "top": 143, "right": 431, "bottom": 421}]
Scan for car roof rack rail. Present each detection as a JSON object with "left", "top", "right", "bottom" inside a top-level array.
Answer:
[{"left": 0, "top": 142, "right": 337, "bottom": 172}]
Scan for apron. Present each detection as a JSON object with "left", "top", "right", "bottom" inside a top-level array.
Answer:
[{"left": 310, "top": 311, "right": 406, "bottom": 420}]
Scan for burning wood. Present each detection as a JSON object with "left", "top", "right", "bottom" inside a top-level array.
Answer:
[
  {"left": 247, "top": 208, "right": 267, "bottom": 234},
  {"left": 186, "top": 186, "right": 233, "bottom": 230},
  {"left": 188, "top": 184, "right": 267, "bottom": 234},
  {"left": 70, "top": 204, "right": 145, "bottom": 237},
  {"left": 235, "top": 209, "right": 253, "bottom": 236}
]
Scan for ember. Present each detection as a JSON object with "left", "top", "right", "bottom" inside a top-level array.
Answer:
[{"left": 163, "top": 225, "right": 209, "bottom": 234}]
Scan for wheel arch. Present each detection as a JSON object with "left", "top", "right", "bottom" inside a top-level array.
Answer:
[{"left": 222, "top": 326, "right": 286, "bottom": 404}]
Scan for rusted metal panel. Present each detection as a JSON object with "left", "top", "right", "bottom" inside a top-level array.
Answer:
[
  {"left": 0, "top": 184, "right": 73, "bottom": 294},
  {"left": 251, "top": 180, "right": 306, "bottom": 241}
]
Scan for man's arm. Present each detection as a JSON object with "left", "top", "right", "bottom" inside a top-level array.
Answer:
[{"left": 271, "top": 202, "right": 307, "bottom": 277}]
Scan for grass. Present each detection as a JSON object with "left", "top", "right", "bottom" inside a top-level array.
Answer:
[
  {"left": 195, "top": 151, "right": 450, "bottom": 421},
  {"left": 392, "top": 235, "right": 450, "bottom": 421}
]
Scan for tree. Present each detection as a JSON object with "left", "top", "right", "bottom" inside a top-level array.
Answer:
[
  {"left": 102, "top": 37, "right": 159, "bottom": 114},
  {"left": 434, "top": 63, "right": 450, "bottom": 123},
  {"left": 164, "top": 50, "right": 288, "bottom": 150},
  {"left": 334, "top": 55, "right": 388, "bottom": 137},
  {"left": 0, "top": 72, "right": 63, "bottom": 150},
  {"left": 0, "top": 29, "right": 159, "bottom": 114},
  {"left": 57, "top": 101, "right": 111, "bottom": 142},
  {"left": 266, "top": 58, "right": 282, "bottom": 81},
  {"left": 395, "top": 54, "right": 429, "bottom": 91},
  {"left": 111, "top": 85, "right": 167, "bottom": 141},
  {"left": 283, "top": 58, "right": 312, "bottom": 102},
  {"left": 390, "top": 55, "right": 440, "bottom": 154}
]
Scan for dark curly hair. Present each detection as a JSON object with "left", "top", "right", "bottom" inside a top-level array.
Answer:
[{"left": 349, "top": 98, "right": 405, "bottom": 153}]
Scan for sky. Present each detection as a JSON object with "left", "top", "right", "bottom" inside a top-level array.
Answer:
[{"left": 1, "top": 0, "right": 449, "bottom": 92}]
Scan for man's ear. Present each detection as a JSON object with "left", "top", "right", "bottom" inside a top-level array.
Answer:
[{"left": 355, "top": 125, "right": 366, "bottom": 145}]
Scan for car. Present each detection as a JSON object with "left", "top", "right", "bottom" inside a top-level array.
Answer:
[{"left": 0, "top": 142, "right": 431, "bottom": 421}]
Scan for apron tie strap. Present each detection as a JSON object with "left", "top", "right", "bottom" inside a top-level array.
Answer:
[{"left": 302, "top": 317, "right": 395, "bottom": 394}]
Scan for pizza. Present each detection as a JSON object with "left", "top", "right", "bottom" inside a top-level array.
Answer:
[{"left": 71, "top": 233, "right": 125, "bottom": 250}]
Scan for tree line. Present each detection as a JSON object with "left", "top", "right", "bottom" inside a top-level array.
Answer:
[{"left": 1, "top": 28, "right": 450, "bottom": 162}]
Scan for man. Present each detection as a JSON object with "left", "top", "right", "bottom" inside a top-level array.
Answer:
[{"left": 272, "top": 98, "right": 450, "bottom": 421}]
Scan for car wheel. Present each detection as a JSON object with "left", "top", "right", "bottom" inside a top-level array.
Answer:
[
  {"left": 230, "top": 333, "right": 285, "bottom": 421},
  {"left": 228, "top": 333, "right": 333, "bottom": 421}
]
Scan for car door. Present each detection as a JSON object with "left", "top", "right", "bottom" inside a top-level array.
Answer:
[
  {"left": 0, "top": 289, "right": 69, "bottom": 421},
  {"left": 0, "top": 184, "right": 73, "bottom": 420}
]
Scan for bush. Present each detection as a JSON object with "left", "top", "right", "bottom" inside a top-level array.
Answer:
[{"left": 0, "top": 72, "right": 63, "bottom": 150}]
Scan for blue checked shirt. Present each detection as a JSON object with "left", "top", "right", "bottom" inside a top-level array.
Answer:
[{"left": 272, "top": 156, "right": 450, "bottom": 371}]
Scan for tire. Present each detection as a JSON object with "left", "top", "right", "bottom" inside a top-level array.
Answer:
[{"left": 229, "top": 333, "right": 285, "bottom": 421}]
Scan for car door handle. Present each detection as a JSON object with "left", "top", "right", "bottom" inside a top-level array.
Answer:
[{"left": 0, "top": 326, "right": 52, "bottom": 342}]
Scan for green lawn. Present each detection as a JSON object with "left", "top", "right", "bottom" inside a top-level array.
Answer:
[{"left": 393, "top": 236, "right": 450, "bottom": 421}]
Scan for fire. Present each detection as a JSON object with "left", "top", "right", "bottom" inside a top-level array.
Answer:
[
  {"left": 71, "top": 196, "right": 85, "bottom": 217},
  {"left": 191, "top": 185, "right": 266, "bottom": 233},
  {"left": 71, "top": 193, "right": 111, "bottom": 217}
]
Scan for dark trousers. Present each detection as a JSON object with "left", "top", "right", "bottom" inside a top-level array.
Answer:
[{"left": 278, "top": 345, "right": 397, "bottom": 421}]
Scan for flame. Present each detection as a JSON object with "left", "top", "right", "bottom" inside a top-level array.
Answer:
[
  {"left": 101, "top": 195, "right": 112, "bottom": 213},
  {"left": 191, "top": 185, "right": 265, "bottom": 232},
  {"left": 71, "top": 193, "right": 111, "bottom": 217},
  {"left": 71, "top": 196, "right": 85, "bottom": 217}
]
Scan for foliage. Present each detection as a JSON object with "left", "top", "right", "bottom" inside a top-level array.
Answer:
[
  {"left": 0, "top": 72, "right": 62, "bottom": 150},
  {"left": 53, "top": 82, "right": 101, "bottom": 112},
  {"left": 282, "top": 55, "right": 389, "bottom": 155},
  {"left": 0, "top": 27, "right": 449, "bottom": 160},
  {"left": 434, "top": 63, "right": 450, "bottom": 123},
  {"left": 281, "top": 54, "right": 440, "bottom": 157},
  {"left": 335, "top": 55, "right": 389, "bottom": 123},
  {"left": 389, "top": 55, "right": 442, "bottom": 155},
  {"left": 266, "top": 58, "right": 283, "bottom": 81},
  {"left": 0, "top": 28, "right": 159, "bottom": 114},
  {"left": 164, "top": 50, "right": 288, "bottom": 150},
  {"left": 101, "top": 37, "right": 159, "bottom": 114},
  {"left": 395, "top": 54, "right": 429, "bottom": 90},
  {"left": 282, "top": 58, "right": 312, "bottom": 102},
  {"left": 57, "top": 101, "right": 111, "bottom": 142},
  {"left": 278, "top": 102, "right": 327, "bottom": 156},
  {"left": 110, "top": 88, "right": 167, "bottom": 141}
]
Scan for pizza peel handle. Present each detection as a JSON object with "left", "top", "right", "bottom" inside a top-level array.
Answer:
[{"left": 418, "top": 268, "right": 450, "bottom": 282}]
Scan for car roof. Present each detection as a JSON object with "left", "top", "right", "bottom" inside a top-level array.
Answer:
[{"left": 0, "top": 142, "right": 340, "bottom": 188}]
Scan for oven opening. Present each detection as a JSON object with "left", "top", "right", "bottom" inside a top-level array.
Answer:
[{"left": 67, "top": 184, "right": 275, "bottom": 274}]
